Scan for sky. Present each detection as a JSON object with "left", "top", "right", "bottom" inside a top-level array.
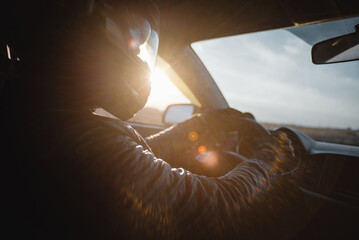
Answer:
[{"left": 191, "top": 26, "right": 359, "bottom": 129}]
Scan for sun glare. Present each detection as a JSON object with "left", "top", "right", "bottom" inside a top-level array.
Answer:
[
  {"left": 150, "top": 68, "right": 169, "bottom": 87},
  {"left": 145, "top": 67, "right": 190, "bottom": 110}
]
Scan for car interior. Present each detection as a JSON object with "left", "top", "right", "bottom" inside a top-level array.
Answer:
[{"left": 2, "top": 0, "right": 359, "bottom": 238}]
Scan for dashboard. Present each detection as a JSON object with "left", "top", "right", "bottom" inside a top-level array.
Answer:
[{"left": 276, "top": 127, "right": 359, "bottom": 238}]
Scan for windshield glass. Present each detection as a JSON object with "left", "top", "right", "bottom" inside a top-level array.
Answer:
[{"left": 192, "top": 17, "right": 359, "bottom": 146}]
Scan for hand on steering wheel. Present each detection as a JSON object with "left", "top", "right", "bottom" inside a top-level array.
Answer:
[
  {"left": 183, "top": 108, "right": 272, "bottom": 176},
  {"left": 176, "top": 108, "right": 296, "bottom": 177},
  {"left": 200, "top": 108, "right": 271, "bottom": 157}
]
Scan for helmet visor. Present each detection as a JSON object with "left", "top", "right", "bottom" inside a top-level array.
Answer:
[{"left": 103, "top": 4, "right": 159, "bottom": 72}]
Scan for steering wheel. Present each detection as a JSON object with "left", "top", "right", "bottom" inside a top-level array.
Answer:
[{"left": 186, "top": 113, "right": 273, "bottom": 177}]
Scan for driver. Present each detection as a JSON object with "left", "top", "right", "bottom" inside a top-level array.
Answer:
[{"left": 4, "top": 0, "right": 308, "bottom": 239}]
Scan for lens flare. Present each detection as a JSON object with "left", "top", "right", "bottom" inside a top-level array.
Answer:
[
  {"left": 189, "top": 131, "right": 199, "bottom": 141},
  {"left": 196, "top": 151, "right": 219, "bottom": 168},
  {"left": 128, "top": 38, "right": 139, "bottom": 50},
  {"left": 198, "top": 145, "right": 207, "bottom": 154}
]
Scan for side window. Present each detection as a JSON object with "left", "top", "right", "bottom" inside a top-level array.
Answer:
[{"left": 129, "top": 67, "right": 190, "bottom": 126}]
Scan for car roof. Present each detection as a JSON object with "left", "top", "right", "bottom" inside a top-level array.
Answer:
[{"left": 156, "top": 0, "right": 359, "bottom": 56}]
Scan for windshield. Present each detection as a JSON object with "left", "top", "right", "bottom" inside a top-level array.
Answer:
[{"left": 192, "top": 17, "right": 359, "bottom": 146}]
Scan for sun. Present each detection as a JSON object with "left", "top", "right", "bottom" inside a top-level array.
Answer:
[
  {"left": 150, "top": 67, "right": 170, "bottom": 90},
  {"left": 145, "top": 67, "right": 189, "bottom": 110}
]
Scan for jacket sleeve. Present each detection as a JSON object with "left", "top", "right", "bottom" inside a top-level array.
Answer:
[
  {"left": 145, "top": 119, "right": 203, "bottom": 169},
  {"left": 64, "top": 117, "right": 308, "bottom": 239}
]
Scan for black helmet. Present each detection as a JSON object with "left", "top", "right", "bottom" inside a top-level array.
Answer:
[{"left": 4, "top": 0, "right": 160, "bottom": 120}]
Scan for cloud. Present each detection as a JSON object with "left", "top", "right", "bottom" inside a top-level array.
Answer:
[{"left": 192, "top": 29, "right": 359, "bottom": 128}]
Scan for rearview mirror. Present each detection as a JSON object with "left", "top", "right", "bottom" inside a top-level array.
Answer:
[
  {"left": 312, "top": 24, "right": 359, "bottom": 64},
  {"left": 163, "top": 104, "right": 196, "bottom": 125}
]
